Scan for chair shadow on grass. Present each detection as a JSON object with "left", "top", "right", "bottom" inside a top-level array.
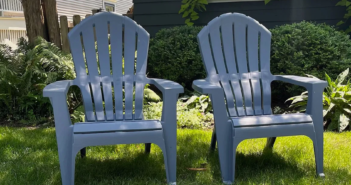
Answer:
[
  {"left": 74, "top": 146, "right": 169, "bottom": 184},
  {"left": 206, "top": 140, "right": 351, "bottom": 184},
  {"left": 75, "top": 132, "right": 212, "bottom": 184},
  {"left": 207, "top": 147, "right": 306, "bottom": 183},
  {"left": 1, "top": 128, "right": 351, "bottom": 184}
]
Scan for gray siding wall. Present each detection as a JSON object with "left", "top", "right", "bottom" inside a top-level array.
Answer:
[
  {"left": 57, "top": 0, "right": 103, "bottom": 22},
  {"left": 133, "top": 0, "right": 347, "bottom": 36}
]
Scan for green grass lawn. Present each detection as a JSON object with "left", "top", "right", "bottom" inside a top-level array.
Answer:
[{"left": 0, "top": 127, "right": 350, "bottom": 185}]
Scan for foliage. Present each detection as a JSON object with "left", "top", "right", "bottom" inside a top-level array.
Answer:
[
  {"left": 335, "top": 0, "right": 351, "bottom": 32},
  {"left": 144, "top": 84, "right": 161, "bottom": 102},
  {"left": 179, "top": 93, "right": 212, "bottom": 113},
  {"left": 147, "top": 26, "right": 206, "bottom": 92},
  {"left": 287, "top": 69, "right": 351, "bottom": 132},
  {"left": 0, "top": 37, "right": 75, "bottom": 123},
  {"left": 179, "top": 0, "right": 208, "bottom": 26},
  {"left": 270, "top": 21, "right": 351, "bottom": 105},
  {"left": 143, "top": 100, "right": 213, "bottom": 129}
]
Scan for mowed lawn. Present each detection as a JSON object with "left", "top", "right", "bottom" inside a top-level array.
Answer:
[{"left": 0, "top": 127, "right": 350, "bottom": 185}]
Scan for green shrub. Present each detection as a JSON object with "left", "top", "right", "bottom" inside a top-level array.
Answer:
[
  {"left": 287, "top": 69, "right": 351, "bottom": 132},
  {"left": 270, "top": 21, "right": 351, "bottom": 104},
  {"left": 147, "top": 26, "right": 205, "bottom": 92},
  {"left": 0, "top": 37, "right": 76, "bottom": 124}
]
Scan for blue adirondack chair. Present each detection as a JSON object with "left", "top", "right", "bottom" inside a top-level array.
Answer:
[
  {"left": 43, "top": 12, "right": 183, "bottom": 185},
  {"left": 193, "top": 13, "right": 327, "bottom": 184}
]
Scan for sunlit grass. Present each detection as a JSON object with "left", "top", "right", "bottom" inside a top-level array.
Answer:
[{"left": 0, "top": 127, "right": 350, "bottom": 184}]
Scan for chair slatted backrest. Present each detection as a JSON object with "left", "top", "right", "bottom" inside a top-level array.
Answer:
[
  {"left": 197, "top": 13, "right": 273, "bottom": 117},
  {"left": 68, "top": 12, "right": 149, "bottom": 122}
]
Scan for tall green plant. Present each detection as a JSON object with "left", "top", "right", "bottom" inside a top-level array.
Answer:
[
  {"left": 0, "top": 37, "right": 75, "bottom": 123},
  {"left": 287, "top": 69, "right": 351, "bottom": 132}
]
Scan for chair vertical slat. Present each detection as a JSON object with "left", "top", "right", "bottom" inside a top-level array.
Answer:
[
  {"left": 247, "top": 23, "right": 263, "bottom": 115},
  {"left": 233, "top": 20, "right": 254, "bottom": 116},
  {"left": 123, "top": 18, "right": 136, "bottom": 120},
  {"left": 260, "top": 30, "right": 272, "bottom": 115},
  {"left": 134, "top": 27, "right": 149, "bottom": 120},
  {"left": 69, "top": 33, "right": 95, "bottom": 121},
  {"left": 208, "top": 19, "right": 237, "bottom": 117},
  {"left": 110, "top": 17, "right": 124, "bottom": 120},
  {"left": 95, "top": 19, "right": 114, "bottom": 121},
  {"left": 221, "top": 14, "right": 246, "bottom": 116},
  {"left": 198, "top": 27, "right": 217, "bottom": 77},
  {"left": 82, "top": 26, "right": 105, "bottom": 121}
]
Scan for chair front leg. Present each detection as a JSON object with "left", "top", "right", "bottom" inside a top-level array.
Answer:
[
  {"left": 161, "top": 91, "right": 179, "bottom": 184},
  {"left": 210, "top": 93, "right": 234, "bottom": 184},
  {"left": 306, "top": 84, "right": 325, "bottom": 177},
  {"left": 50, "top": 96, "right": 75, "bottom": 185}
]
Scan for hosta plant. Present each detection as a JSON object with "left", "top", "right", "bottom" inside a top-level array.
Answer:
[
  {"left": 180, "top": 92, "right": 212, "bottom": 113},
  {"left": 287, "top": 68, "right": 351, "bottom": 132}
]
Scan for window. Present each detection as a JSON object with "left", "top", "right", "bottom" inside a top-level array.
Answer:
[
  {"left": 208, "top": 0, "right": 263, "bottom": 3},
  {"left": 104, "top": 2, "right": 115, "bottom": 12}
]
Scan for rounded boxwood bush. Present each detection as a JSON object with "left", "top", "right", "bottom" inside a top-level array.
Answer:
[
  {"left": 270, "top": 21, "right": 351, "bottom": 105},
  {"left": 147, "top": 22, "right": 351, "bottom": 107},
  {"left": 147, "top": 26, "right": 206, "bottom": 92}
]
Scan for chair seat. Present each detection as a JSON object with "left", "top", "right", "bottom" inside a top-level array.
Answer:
[
  {"left": 232, "top": 113, "right": 313, "bottom": 127},
  {"left": 73, "top": 120, "right": 162, "bottom": 134}
]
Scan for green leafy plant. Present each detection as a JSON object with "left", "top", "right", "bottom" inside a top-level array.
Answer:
[
  {"left": 143, "top": 101, "right": 213, "bottom": 129},
  {"left": 180, "top": 93, "right": 212, "bottom": 113},
  {"left": 335, "top": 0, "right": 351, "bottom": 32},
  {"left": 270, "top": 21, "right": 351, "bottom": 105},
  {"left": 287, "top": 69, "right": 351, "bottom": 132},
  {"left": 144, "top": 84, "right": 161, "bottom": 102},
  {"left": 0, "top": 37, "right": 76, "bottom": 124},
  {"left": 148, "top": 26, "right": 206, "bottom": 92},
  {"left": 179, "top": 0, "right": 208, "bottom": 26}
]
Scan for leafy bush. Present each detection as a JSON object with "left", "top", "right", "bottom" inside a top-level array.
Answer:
[
  {"left": 147, "top": 26, "right": 206, "bottom": 92},
  {"left": 287, "top": 69, "right": 351, "bottom": 132},
  {"left": 0, "top": 37, "right": 162, "bottom": 125},
  {"left": 143, "top": 101, "right": 213, "bottom": 129},
  {"left": 271, "top": 21, "right": 351, "bottom": 104},
  {"left": 0, "top": 37, "right": 75, "bottom": 123}
]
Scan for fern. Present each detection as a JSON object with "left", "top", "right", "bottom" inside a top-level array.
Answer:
[{"left": 0, "top": 37, "right": 75, "bottom": 122}]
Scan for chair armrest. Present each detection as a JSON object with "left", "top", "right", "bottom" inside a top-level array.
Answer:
[
  {"left": 148, "top": 79, "right": 183, "bottom": 149},
  {"left": 274, "top": 75, "right": 327, "bottom": 89},
  {"left": 43, "top": 80, "right": 72, "bottom": 98},
  {"left": 192, "top": 79, "right": 223, "bottom": 95},
  {"left": 149, "top": 78, "right": 184, "bottom": 95},
  {"left": 43, "top": 80, "right": 73, "bottom": 128},
  {"left": 275, "top": 75, "right": 326, "bottom": 132}
]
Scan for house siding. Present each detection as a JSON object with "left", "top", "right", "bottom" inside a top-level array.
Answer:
[
  {"left": 133, "top": 0, "right": 347, "bottom": 36},
  {"left": 57, "top": 0, "right": 103, "bottom": 21},
  {"left": 115, "top": 0, "right": 133, "bottom": 14}
]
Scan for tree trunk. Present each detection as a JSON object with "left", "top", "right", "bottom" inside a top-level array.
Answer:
[
  {"left": 42, "top": 0, "right": 61, "bottom": 48},
  {"left": 21, "top": 0, "right": 48, "bottom": 45}
]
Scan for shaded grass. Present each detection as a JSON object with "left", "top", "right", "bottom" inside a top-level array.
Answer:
[{"left": 0, "top": 127, "right": 350, "bottom": 184}]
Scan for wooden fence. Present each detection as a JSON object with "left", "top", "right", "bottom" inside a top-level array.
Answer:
[
  {"left": 59, "top": 14, "right": 89, "bottom": 53},
  {"left": 59, "top": 12, "right": 133, "bottom": 53}
]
